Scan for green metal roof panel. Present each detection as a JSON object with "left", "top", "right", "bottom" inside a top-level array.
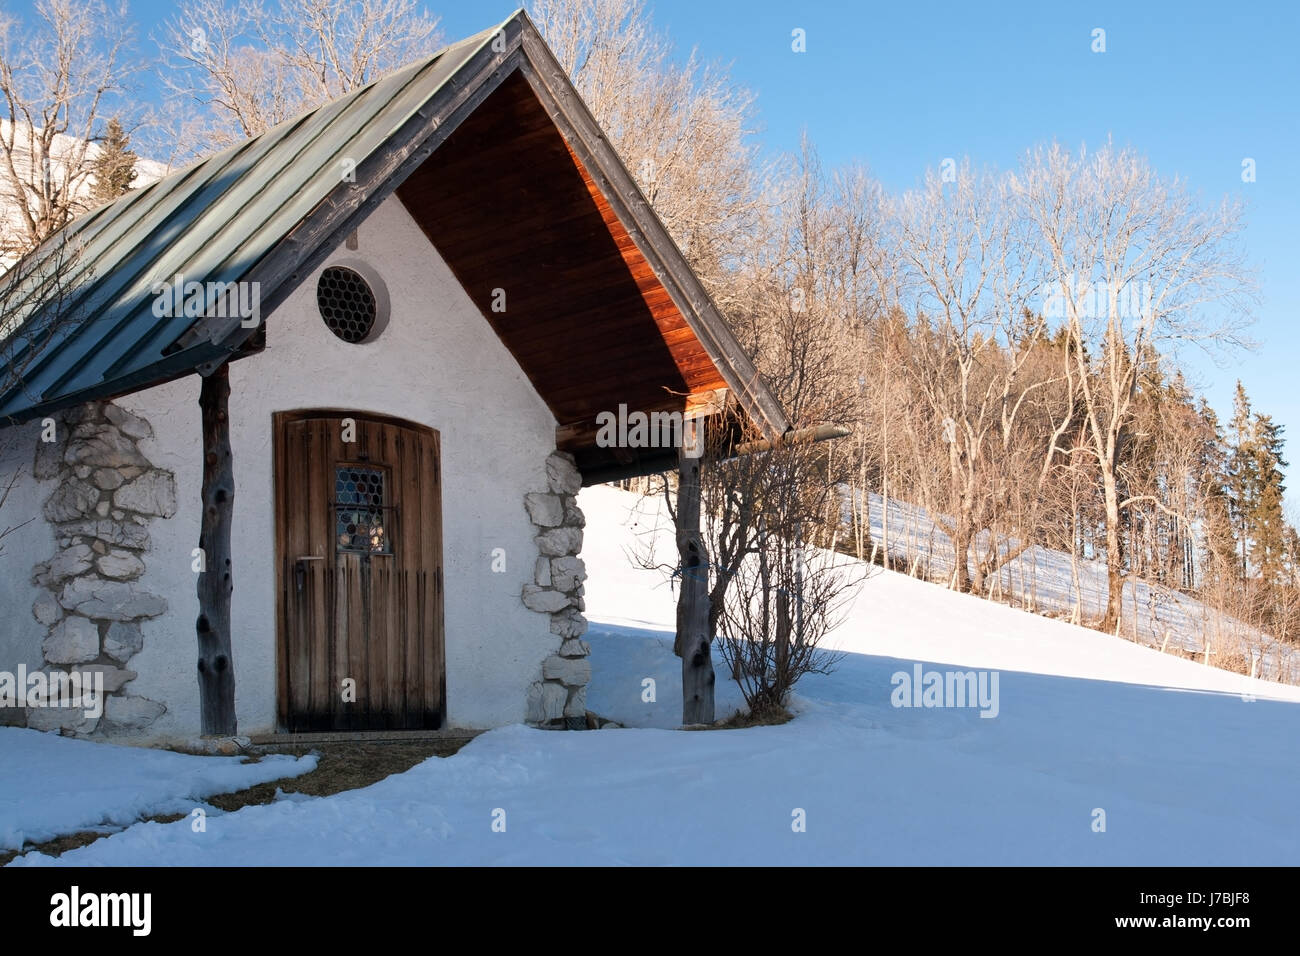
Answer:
[
  {"left": 0, "top": 9, "right": 792, "bottom": 443},
  {"left": 0, "top": 19, "right": 508, "bottom": 422}
]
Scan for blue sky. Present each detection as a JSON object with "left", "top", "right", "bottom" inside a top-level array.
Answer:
[
  {"left": 459, "top": 0, "right": 1300, "bottom": 484},
  {"left": 13, "top": 0, "right": 1299, "bottom": 482}
]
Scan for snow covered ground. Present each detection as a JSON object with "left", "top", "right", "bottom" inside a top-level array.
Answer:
[
  {"left": 5, "top": 485, "right": 1299, "bottom": 865},
  {"left": 857, "top": 493, "right": 1297, "bottom": 682},
  {"left": 0, "top": 730, "right": 315, "bottom": 852}
]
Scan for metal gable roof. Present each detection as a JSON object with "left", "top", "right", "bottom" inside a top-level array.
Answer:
[
  {"left": 0, "top": 10, "right": 791, "bottom": 444},
  {"left": 0, "top": 19, "right": 505, "bottom": 422}
]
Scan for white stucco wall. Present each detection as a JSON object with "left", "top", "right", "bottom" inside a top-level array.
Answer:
[
  {"left": 5, "top": 194, "right": 561, "bottom": 740},
  {"left": 0, "top": 421, "right": 58, "bottom": 677}
]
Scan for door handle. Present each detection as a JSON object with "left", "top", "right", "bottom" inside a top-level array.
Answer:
[{"left": 295, "top": 555, "right": 323, "bottom": 594}]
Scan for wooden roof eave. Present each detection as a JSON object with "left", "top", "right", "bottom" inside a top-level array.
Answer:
[
  {"left": 0, "top": 10, "right": 792, "bottom": 451},
  {"left": 513, "top": 22, "right": 790, "bottom": 444}
]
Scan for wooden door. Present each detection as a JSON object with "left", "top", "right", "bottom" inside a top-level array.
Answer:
[{"left": 274, "top": 411, "right": 444, "bottom": 731}]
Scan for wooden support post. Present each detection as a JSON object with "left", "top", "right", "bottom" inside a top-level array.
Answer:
[
  {"left": 676, "top": 417, "right": 714, "bottom": 725},
  {"left": 196, "top": 364, "right": 237, "bottom": 735}
]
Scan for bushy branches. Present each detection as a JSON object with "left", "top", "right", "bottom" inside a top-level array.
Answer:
[
  {"left": 155, "top": 0, "right": 442, "bottom": 161},
  {"left": 708, "top": 415, "right": 864, "bottom": 716},
  {"left": 0, "top": 0, "right": 136, "bottom": 258}
]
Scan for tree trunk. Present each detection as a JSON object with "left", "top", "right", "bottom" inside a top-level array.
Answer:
[
  {"left": 676, "top": 420, "right": 714, "bottom": 725},
  {"left": 196, "top": 364, "right": 237, "bottom": 735},
  {"left": 775, "top": 589, "right": 790, "bottom": 691},
  {"left": 952, "top": 518, "right": 973, "bottom": 593},
  {"left": 1101, "top": 469, "right": 1123, "bottom": 634},
  {"left": 1070, "top": 507, "right": 1083, "bottom": 623}
]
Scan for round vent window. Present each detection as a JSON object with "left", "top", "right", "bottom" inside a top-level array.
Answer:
[{"left": 317, "top": 266, "right": 379, "bottom": 343}]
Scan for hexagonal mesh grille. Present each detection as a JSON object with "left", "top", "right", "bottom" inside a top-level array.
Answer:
[
  {"left": 317, "top": 266, "right": 377, "bottom": 343},
  {"left": 334, "top": 465, "right": 390, "bottom": 554}
]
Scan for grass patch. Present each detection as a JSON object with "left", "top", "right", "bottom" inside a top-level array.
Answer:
[{"left": 687, "top": 706, "right": 794, "bottom": 730}]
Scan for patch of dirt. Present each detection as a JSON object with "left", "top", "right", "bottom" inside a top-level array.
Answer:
[
  {"left": 208, "top": 740, "right": 464, "bottom": 810},
  {"left": 0, "top": 813, "right": 186, "bottom": 868},
  {"left": 0, "top": 738, "right": 470, "bottom": 866},
  {"left": 688, "top": 707, "right": 794, "bottom": 730}
]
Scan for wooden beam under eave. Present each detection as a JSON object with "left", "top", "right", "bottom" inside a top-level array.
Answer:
[
  {"left": 555, "top": 389, "right": 727, "bottom": 452},
  {"left": 685, "top": 387, "right": 728, "bottom": 419}
]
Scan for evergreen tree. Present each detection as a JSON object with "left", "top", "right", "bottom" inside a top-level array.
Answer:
[
  {"left": 1248, "top": 413, "right": 1288, "bottom": 584},
  {"left": 1226, "top": 381, "right": 1256, "bottom": 578},
  {"left": 89, "top": 117, "right": 138, "bottom": 206},
  {"left": 1283, "top": 525, "right": 1300, "bottom": 589},
  {"left": 1197, "top": 398, "right": 1236, "bottom": 587}
]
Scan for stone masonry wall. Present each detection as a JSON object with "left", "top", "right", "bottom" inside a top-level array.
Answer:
[
  {"left": 522, "top": 451, "right": 590, "bottom": 728},
  {"left": 25, "top": 400, "right": 174, "bottom": 736}
]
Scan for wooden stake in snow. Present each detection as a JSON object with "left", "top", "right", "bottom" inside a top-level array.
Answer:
[
  {"left": 676, "top": 418, "right": 714, "bottom": 725},
  {"left": 196, "top": 364, "right": 236, "bottom": 735}
]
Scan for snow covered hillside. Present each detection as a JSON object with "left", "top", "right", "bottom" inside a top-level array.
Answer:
[
  {"left": 851, "top": 493, "right": 1297, "bottom": 683},
  {"left": 5, "top": 485, "right": 1298, "bottom": 866},
  {"left": 582, "top": 485, "right": 1300, "bottom": 704}
]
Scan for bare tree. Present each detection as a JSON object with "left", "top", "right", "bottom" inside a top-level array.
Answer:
[
  {"left": 0, "top": 0, "right": 136, "bottom": 259},
  {"left": 715, "top": 497, "right": 860, "bottom": 718},
  {"left": 530, "top": 0, "right": 760, "bottom": 293},
  {"left": 1011, "top": 141, "right": 1254, "bottom": 631},
  {"left": 155, "top": 0, "right": 441, "bottom": 161},
  {"left": 892, "top": 161, "right": 1075, "bottom": 592}
]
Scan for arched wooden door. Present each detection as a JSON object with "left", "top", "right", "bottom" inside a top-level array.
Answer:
[{"left": 273, "top": 411, "right": 444, "bottom": 731}]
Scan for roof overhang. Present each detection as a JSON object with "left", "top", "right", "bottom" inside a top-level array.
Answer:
[{"left": 0, "top": 11, "right": 789, "bottom": 483}]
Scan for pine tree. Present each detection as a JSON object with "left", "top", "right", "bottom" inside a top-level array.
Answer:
[
  {"left": 1248, "top": 413, "right": 1288, "bottom": 585},
  {"left": 1283, "top": 525, "right": 1300, "bottom": 589},
  {"left": 1197, "top": 398, "right": 1236, "bottom": 587},
  {"left": 89, "top": 117, "right": 138, "bottom": 206},
  {"left": 1226, "top": 381, "right": 1256, "bottom": 578}
]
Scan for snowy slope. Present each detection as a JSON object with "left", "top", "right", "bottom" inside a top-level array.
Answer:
[
  {"left": 0, "top": 729, "right": 316, "bottom": 851},
  {"left": 854, "top": 493, "right": 1296, "bottom": 682},
  {"left": 582, "top": 485, "right": 1300, "bottom": 702},
  {"left": 8, "top": 486, "right": 1300, "bottom": 866}
]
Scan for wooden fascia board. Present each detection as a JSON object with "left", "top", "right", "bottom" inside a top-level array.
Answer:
[{"left": 515, "top": 22, "right": 790, "bottom": 442}]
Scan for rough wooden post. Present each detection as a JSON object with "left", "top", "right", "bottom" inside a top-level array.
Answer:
[
  {"left": 197, "top": 364, "right": 236, "bottom": 735},
  {"left": 676, "top": 417, "right": 714, "bottom": 725}
]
